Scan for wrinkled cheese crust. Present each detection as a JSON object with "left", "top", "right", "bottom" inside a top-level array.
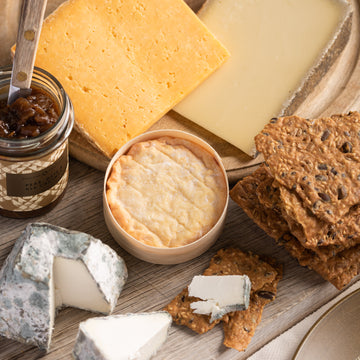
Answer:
[
  {"left": 34, "top": 0, "right": 229, "bottom": 157},
  {"left": 106, "top": 137, "right": 227, "bottom": 247}
]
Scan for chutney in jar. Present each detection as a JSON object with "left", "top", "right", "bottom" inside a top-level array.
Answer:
[
  {"left": 0, "top": 87, "right": 59, "bottom": 139},
  {"left": 0, "top": 66, "right": 74, "bottom": 218}
]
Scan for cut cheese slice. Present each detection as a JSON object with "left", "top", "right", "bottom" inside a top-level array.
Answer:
[
  {"left": 73, "top": 312, "right": 172, "bottom": 360},
  {"left": 174, "top": 0, "right": 352, "bottom": 156},
  {"left": 188, "top": 275, "right": 251, "bottom": 322},
  {"left": 0, "top": 223, "right": 127, "bottom": 350},
  {"left": 33, "top": 0, "right": 229, "bottom": 158}
]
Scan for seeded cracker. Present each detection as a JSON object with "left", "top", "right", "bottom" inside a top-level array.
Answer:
[
  {"left": 229, "top": 165, "right": 289, "bottom": 240},
  {"left": 164, "top": 248, "right": 282, "bottom": 351},
  {"left": 279, "top": 233, "right": 360, "bottom": 290},
  {"left": 230, "top": 166, "right": 360, "bottom": 289},
  {"left": 279, "top": 184, "right": 360, "bottom": 251},
  {"left": 255, "top": 112, "right": 360, "bottom": 224},
  {"left": 164, "top": 288, "right": 220, "bottom": 334},
  {"left": 231, "top": 166, "right": 348, "bottom": 259},
  {"left": 256, "top": 174, "right": 283, "bottom": 215},
  {"left": 255, "top": 174, "right": 350, "bottom": 260},
  {"left": 223, "top": 262, "right": 282, "bottom": 351}
]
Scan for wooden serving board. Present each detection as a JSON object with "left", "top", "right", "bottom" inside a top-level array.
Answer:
[
  {"left": 0, "top": 1, "right": 360, "bottom": 360},
  {"left": 68, "top": 0, "right": 360, "bottom": 183},
  {"left": 0, "top": 161, "right": 359, "bottom": 360}
]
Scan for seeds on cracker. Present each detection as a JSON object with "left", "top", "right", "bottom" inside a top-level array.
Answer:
[
  {"left": 231, "top": 113, "right": 360, "bottom": 289},
  {"left": 255, "top": 112, "right": 360, "bottom": 224},
  {"left": 231, "top": 165, "right": 360, "bottom": 289},
  {"left": 164, "top": 248, "right": 282, "bottom": 352}
]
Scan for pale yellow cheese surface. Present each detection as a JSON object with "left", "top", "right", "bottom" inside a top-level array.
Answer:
[
  {"left": 106, "top": 137, "right": 227, "bottom": 248},
  {"left": 175, "top": 0, "right": 349, "bottom": 156},
  {"left": 34, "top": 0, "right": 229, "bottom": 157}
]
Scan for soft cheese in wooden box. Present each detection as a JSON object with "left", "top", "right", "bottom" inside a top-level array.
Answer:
[{"left": 103, "top": 130, "right": 229, "bottom": 264}]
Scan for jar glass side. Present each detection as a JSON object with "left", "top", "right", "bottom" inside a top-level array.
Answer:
[{"left": 0, "top": 66, "right": 74, "bottom": 218}]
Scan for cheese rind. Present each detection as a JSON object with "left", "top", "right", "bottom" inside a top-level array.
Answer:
[
  {"left": 106, "top": 137, "right": 228, "bottom": 248},
  {"left": 34, "top": 0, "right": 229, "bottom": 157},
  {"left": 0, "top": 223, "right": 127, "bottom": 350},
  {"left": 188, "top": 275, "right": 251, "bottom": 322},
  {"left": 175, "top": 0, "right": 352, "bottom": 156},
  {"left": 73, "top": 311, "right": 172, "bottom": 360}
]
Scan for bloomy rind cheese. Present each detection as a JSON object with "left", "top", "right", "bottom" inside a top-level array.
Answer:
[
  {"left": 106, "top": 136, "right": 228, "bottom": 248},
  {"left": 189, "top": 275, "right": 251, "bottom": 322},
  {"left": 72, "top": 311, "right": 172, "bottom": 360},
  {"left": 0, "top": 223, "right": 127, "bottom": 350},
  {"left": 31, "top": 0, "right": 230, "bottom": 158}
]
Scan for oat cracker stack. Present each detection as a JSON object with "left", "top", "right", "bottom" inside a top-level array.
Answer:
[
  {"left": 230, "top": 112, "right": 360, "bottom": 289},
  {"left": 164, "top": 248, "right": 282, "bottom": 352}
]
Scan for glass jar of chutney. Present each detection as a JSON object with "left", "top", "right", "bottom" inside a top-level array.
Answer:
[{"left": 0, "top": 66, "right": 74, "bottom": 218}]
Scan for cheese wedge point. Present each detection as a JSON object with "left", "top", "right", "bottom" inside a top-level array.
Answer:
[{"left": 73, "top": 312, "right": 172, "bottom": 360}]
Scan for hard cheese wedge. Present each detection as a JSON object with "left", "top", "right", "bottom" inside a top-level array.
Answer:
[
  {"left": 34, "top": 0, "right": 229, "bottom": 158},
  {"left": 175, "top": 0, "right": 352, "bottom": 157},
  {"left": 0, "top": 223, "right": 127, "bottom": 350},
  {"left": 73, "top": 312, "right": 172, "bottom": 360},
  {"left": 188, "top": 275, "right": 251, "bottom": 322}
]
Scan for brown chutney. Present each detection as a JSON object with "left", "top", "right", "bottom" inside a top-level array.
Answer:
[
  {"left": 0, "top": 87, "right": 59, "bottom": 139},
  {"left": 0, "top": 66, "right": 74, "bottom": 218}
]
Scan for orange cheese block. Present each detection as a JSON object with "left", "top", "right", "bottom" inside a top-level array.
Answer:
[{"left": 33, "top": 0, "right": 229, "bottom": 157}]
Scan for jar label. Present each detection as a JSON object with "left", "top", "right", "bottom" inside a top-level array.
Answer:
[
  {"left": 0, "top": 142, "right": 69, "bottom": 212},
  {"left": 6, "top": 149, "right": 67, "bottom": 196}
]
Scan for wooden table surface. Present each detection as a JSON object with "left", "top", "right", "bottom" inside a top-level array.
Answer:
[
  {"left": 0, "top": 158, "right": 359, "bottom": 360},
  {"left": 1, "top": 0, "right": 360, "bottom": 358}
]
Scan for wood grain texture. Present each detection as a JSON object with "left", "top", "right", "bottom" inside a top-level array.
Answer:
[
  {"left": 1, "top": 0, "right": 360, "bottom": 359},
  {"left": 0, "top": 159, "right": 359, "bottom": 359},
  {"left": 67, "top": 0, "right": 360, "bottom": 182}
]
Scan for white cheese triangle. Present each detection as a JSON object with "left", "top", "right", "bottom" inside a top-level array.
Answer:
[
  {"left": 0, "top": 223, "right": 128, "bottom": 350},
  {"left": 188, "top": 275, "right": 251, "bottom": 322},
  {"left": 73, "top": 312, "right": 172, "bottom": 360}
]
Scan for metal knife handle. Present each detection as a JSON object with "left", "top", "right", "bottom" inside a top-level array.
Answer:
[{"left": 11, "top": 0, "right": 48, "bottom": 89}]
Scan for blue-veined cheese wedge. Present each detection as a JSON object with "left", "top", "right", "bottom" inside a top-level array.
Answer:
[
  {"left": 188, "top": 275, "right": 251, "bottom": 323},
  {"left": 0, "top": 223, "right": 127, "bottom": 350},
  {"left": 73, "top": 311, "right": 172, "bottom": 360}
]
